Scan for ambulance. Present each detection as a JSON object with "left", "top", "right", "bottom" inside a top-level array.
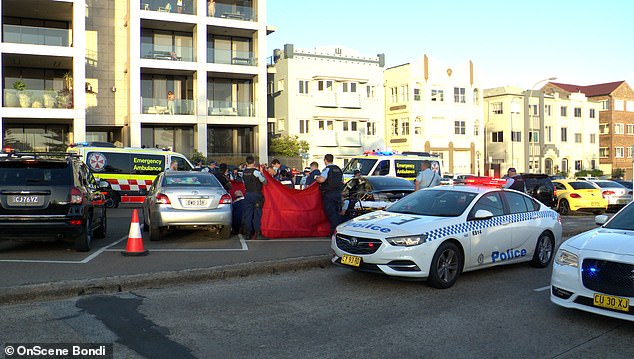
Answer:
[
  {"left": 67, "top": 143, "right": 193, "bottom": 205},
  {"left": 342, "top": 151, "right": 443, "bottom": 181}
]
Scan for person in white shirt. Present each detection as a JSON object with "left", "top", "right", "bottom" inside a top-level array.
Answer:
[{"left": 415, "top": 160, "right": 440, "bottom": 191}]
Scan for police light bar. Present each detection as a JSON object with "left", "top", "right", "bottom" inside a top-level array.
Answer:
[{"left": 464, "top": 176, "right": 506, "bottom": 187}]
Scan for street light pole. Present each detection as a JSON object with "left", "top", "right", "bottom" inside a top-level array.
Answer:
[{"left": 527, "top": 77, "right": 557, "bottom": 173}]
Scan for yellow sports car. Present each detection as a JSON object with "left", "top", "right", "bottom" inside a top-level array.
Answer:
[{"left": 552, "top": 179, "right": 608, "bottom": 215}]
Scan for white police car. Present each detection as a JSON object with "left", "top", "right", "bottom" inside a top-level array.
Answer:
[
  {"left": 332, "top": 178, "right": 562, "bottom": 289},
  {"left": 551, "top": 201, "right": 634, "bottom": 321}
]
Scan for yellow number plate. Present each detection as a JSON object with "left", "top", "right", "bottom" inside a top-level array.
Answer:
[
  {"left": 593, "top": 293, "right": 630, "bottom": 312},
  {"left": 341, "top": 254, "right": 361, "bottom": 267}
]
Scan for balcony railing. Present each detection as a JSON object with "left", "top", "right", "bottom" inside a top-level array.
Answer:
[
  {"left": 141, "top": 46, "right": 195, "bottom": 62},
  {"left": 207, "top": 48, "right": 256, "bottom": 65},
  {"left": 3, "top": 24, "right": 71, "bottom": 46},
  {"left": 141, "top": 97, "right": 195, "bottom": 115},
  {"left": 140, "top": 0, "right": 195, "bottom": 15},
  {"left": 208, "top": 2, "right": 255, "bottom": 21},
  {"left": 3, "top": 89, "right": 72, "bottom": 109},
  {"left": 207, "top": 100, "right": 253, "bottom": 116}
]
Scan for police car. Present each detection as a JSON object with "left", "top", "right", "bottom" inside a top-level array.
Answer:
[
  {"left": 551, "top": 201, "right": 634, "bottom": 321},
  {"left": 331, "top": 178, "right": 563, "bottom": 289}
]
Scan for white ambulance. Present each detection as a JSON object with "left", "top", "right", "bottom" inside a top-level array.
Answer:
[{"left": 342, "top": 151, "right": 444, "bottom": 181}]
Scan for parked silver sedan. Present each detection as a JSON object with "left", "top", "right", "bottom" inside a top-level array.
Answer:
[
  {"left": 585, "top": 179, "right": 632, "bottom": 211},
  {"left": 142, "top": 171, "right": 232, "bottom": 240}
]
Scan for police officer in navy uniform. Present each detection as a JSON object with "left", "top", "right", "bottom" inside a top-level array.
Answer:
[
  {"left": 316, "top": 154, "right": 343, "bottom": 236},
  {"left": 242, "top": 156, "right": 267, "bottom": 240},
  {"left": 503, "top": 167, "right": 525, "bottom": 192}
]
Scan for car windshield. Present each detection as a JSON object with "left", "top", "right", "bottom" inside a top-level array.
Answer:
[
  {"left": 569, "top": 181, "right": 596, "bottom": 190},
  {"left": 388, "top": 189, "right": 477, "bottom": 217},
  {"left": 604, "top": 203, "right": 634, "bottom": 231},
  {"left": 593, "top": 181, "right": 625, "bottom": 189},
  {"left": 163, "top": 174, "right": 221, "bottom": 187},
  {"left": 343, "top": 158, "right": 376, "bottom": 175}
]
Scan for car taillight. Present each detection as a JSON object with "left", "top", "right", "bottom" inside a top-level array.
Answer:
[
  {"left": 602, "top": 190, "right": 615, "bottom": 197},
  {"left": 570, "top": 193, "right": 581, "bottom": 198},
  {"left": 553, "top": 188, "right": 557, "bottom": 197},
  {"left": 220, "top": 193, "right": 232, "bottom": 204},
  {"left": 70, "top": 187, "right": 83, "bottom": 204},
  {"left": 629, "top": 190, "right": 633, "bottom": 195},
  {"left": 156, "top": 193, "right": 171, "bottom": 204}
]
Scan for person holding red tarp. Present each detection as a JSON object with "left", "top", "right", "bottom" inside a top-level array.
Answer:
[{"left": 260, "top": 168, "right": 331, "bottom": 238}]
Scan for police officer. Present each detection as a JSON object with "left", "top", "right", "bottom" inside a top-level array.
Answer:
[
  {"left": 503, "top": 167, "right": 525, "bottom": 192},
  {"left": 316, "top": 154, "right": 343, "bottom": 236},
  {"left": 242, "top": 156, "right": 267, "bottom": 240}
]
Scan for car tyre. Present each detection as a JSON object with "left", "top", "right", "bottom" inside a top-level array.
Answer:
[
  {"left": 75, "top": 215, "right": 93, "bottom": 252},
  {"left": 428, "top": 241, "right": 462, "bottom": 289},
  {"left": 558, "top": 199, "right": 570, "bottom": 215},
  {"left": 149, "top": 223, "right": 161, "bottom": 241},
  {"left": 531, "top": 232, "right": 554, "bottom": 268},
  {"left": 94, "top": 212, "right": 107, "bottom": 239},
  {"left": 219, "top": 225, "right": 231, "bottom": 239}
]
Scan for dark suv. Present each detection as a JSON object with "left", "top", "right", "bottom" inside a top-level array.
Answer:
[
  {"left": 0, "top": 152, "right": 108, "bottom": 251},
  {"left": 511, "top": 173, "right": 557, "bottom": 208}
]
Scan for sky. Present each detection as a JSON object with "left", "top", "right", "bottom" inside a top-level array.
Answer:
[{"left": 266, "top": 0, "right": 634, "bottom": 90}]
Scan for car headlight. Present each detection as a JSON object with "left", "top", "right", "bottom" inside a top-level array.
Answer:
[
  {"left": 386, "top": 234, "right": 428, "bottom": 246},
  {"left": 555, "top": 249, "right": 579, "bottom": 267}
]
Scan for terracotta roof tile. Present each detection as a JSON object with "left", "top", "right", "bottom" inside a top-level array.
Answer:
[{"left": 547, "top": 81, "right": 624, "bottom": 97}]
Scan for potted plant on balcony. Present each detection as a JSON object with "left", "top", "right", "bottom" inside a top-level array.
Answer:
[
  {"left": 57, "top": 72, "right": 73, "bottom": 109},
  {"left": 43, "top": 88, "right": 57, "bottom": 108},
  {"left": 13, "top": 79, "right": 32, "bottom": 108},
  {"left": 4, "top": 81, "right": 20, "bottom": 107}
]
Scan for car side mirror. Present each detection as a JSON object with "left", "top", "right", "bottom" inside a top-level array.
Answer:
[
  {"left": 595, "top": 214, "right": 609, "bottom": 225},
  {"left": 473, "top": 209, "right": 493, "bottom": 220},
  {"left": 98, "top": 180, "right": 111, "bottom": 189}
]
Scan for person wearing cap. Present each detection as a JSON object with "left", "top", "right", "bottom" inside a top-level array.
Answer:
[
  {"left": 304, "top": 161, "right": 321, "bottom": 188},
  {"left": 316, "top": 154, "right": 343, "bottom": 236},
  {"left": 503, "top": 167, "right": 525, "bottom": 191}
]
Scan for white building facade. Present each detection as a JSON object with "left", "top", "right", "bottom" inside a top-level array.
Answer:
[
  {"left": 269, "top": 44, "right": 385, "bottom": 167},
  {"left": 383, "top": 55, "right": 484, "bottom": 176},
  {"left": 484, "top": 86, "right": 601, "bottom": 177}
]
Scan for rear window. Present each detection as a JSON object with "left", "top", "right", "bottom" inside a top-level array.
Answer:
[
  {"left": 343, "top": 158, "right": 377, "bottom": 176},
  {"left": 569, "top": 181, "right": 596, "bottom": 190},
  {"left": 163, "top": 174, "right": 221, "bottom": 187},
  {"left": 593, "top": 181, "right": 625, "bottom": 189},
  {"left": 0, "top": 162, "right": 71, "bottom": 186}
]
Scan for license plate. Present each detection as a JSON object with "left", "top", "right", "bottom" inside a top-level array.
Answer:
[
  {"left": 617, "top": 199, "right": 628, "bottom": 204},
  {"left": 591, "top": 202, "right": 599, "bottom": 206},
  {"left": 341, "top": 254, "right": 361, "bottom": 267},
  {"left": 7, "top": 195, "right": 42, "bottom": 207},
  {"left": 184, "top": 199, "right": 207, "bottom": 207},
  {"left": 593, "top": 293, "right": 629, "bottom": 312}
]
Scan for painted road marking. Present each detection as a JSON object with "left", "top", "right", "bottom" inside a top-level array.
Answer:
[{"left": 533, "top": 286, "right": 550, "bottom": 292}]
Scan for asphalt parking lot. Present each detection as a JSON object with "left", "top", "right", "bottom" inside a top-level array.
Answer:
[{"left": 0, "top": 206, "right": 602, "bottom": 304}]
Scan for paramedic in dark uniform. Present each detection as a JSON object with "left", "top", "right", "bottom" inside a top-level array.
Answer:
[
  {"left": 316, "top": 154, "right": 343, "bottom": 236},
  {"left": 242, "top": 155, "right": 267, "bottom": 240}
]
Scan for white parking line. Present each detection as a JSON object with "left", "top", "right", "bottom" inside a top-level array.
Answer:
[
  {"left": 533, "top": 286, "right": 550, "bottom": 292},
  {"left": 0, "top": 236, "right": 128, "bottom": 264}
]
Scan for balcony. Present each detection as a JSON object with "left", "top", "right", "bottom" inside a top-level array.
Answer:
[
  {"left": 337, "top": 131, "right": 362, "bottom": 146},
  {"left": 141, "top": 97, "right": 195, "bottom": 115},
  {"left": 337, "top": 93, "right": 362, "bottom": 108},
  {"left": 313, "top": 92, "right": 337, "bottom": 108},
  {"left": 207, "top": 100, "right": 253, "bottom": 116},
  {"left": 208, "top": 2, "right": 255, "bottom": 21},
  {"left": 207, "top": 48, "right": 256, "bottom": 66},
  {"left": 3, "top": 24, "right": 71, "bottom": 47},
  {"left": 4, "top": 89, "right": 72, "bottom": 109},
  {"left": 140, "top": 0, "right": 195, "bottom": 15}
]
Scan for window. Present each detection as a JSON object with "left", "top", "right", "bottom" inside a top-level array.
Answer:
[
  {"left": 600, "top": 99, "right": 610, "bottom": 110},
  {"left": 590, "top": 134, "right": 596, "bottom": 143},
  {"left": 299, "top": 119, "right": 309, "bottom": 134},
  {"left": 342, "top": 121, "right": 358, "bottom": 131},
  {"left": 390, "top": 119, "right": 399, "bottom": 135},
  {"left": 267, "top": 81, "right": 274, "bottom": 94},
  {"left": 431, "top": 89, "right": 444, "bottom": 102},
  {"left": 575, "top": 160, "right": 582, "bottom": 171},
  {"left": 545, "top": 105, "right": 551, "bottom": 116},
  {"left": 505, "top": 192, "right": 530, "bottom": 214},
  {"left": 529, "top": 104, "right": 538, "bottom": 116},
  {"left": 414, "top": 88, "right": 421, "bottom": 101},
  {"left": 492, "top": 131, "right": 504, "bottom": 142},
  {"left": 473, "top": 89, "right": 480, "bottom": 105},
  {"left": 366, "top": 122, "right": 376, "bottom": 136},
  {"left": 298, "top": 80, "right": 309, "bottom": 94},
  {"left": 561, "top": 159, "right": 568, "bottom": 173},
  {"left": 615, "top": 147, "right": 625, "bottom": 158},
  {"left": 599, "top": 147, "right": 609, "bottom": 158},
  {"left": 599, "top": 123, "right": 609, "bottom": 134},
  {"left": 574, "top": 133, "right": 582, "bottom": 143},
  {"left": 574, "top": 107, "right": 582, "bottom": 117},
  {"left": 401, "top": 120, "right": 410, "bottom": 135},
  {"left": 561, "top": 127, "right": 568, "bottom": 142},
  {"left": 400, "top": 85, "right": 408, "bottom": 102},
  {"left": 529, "top": 131, "right": 539, "bottom": 143},
  {"left": 390, "top": 87, "right": 398, "bottom": 103},
  {"left": 474, "top": 120, "right": 480, "bottom": 136},
  {"left": 627, "top": 146, "right": 633, "bottom": 158},
  {"left": 560, "top": 106, "right": 567, "bottom": 117},
  {"left": 277, "top": 79, "right": 285, "bottom": 92},
  {"left": 366, "top": 85, "right": 376, "bottom": 98},
  {"left": 454, "top": 121, "right": 465, "bottom": 135},
  {"left": 415, "top": 127, "right": 422, "bottom": 135},
  {"left": 615, "top": 123, "right": 625, "bottom": 134},
  {"left": 545, "top": 126, "right": 552, "bottom": 142},
  {"left": 492, "top": 102, "right": 503, "bottom": 114},
  {"left": 614, "top": 100, "right": 625, "bottom": 111},
  {"left": 627, "top": 124, "right": 634, "bottom": 134},
  {"left": 342, "top": 82, "right": 357, "bottom": 93},
  {"left": 454, "top": 87, "right": 466, "bottom": 103},
  {"left": 589, "top": 108, "right": 596, "bottom": 118},
  {"left": 318, "top": 120, "right": 333, "bottom": 131},
  {"left": 318, "top": 80, "right": 333, "bottom": 92},
  {"left": 511, "top": 131, "right": 522, "bottom": 142}
]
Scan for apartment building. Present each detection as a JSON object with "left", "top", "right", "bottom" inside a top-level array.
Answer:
[
  {"left": 383, "top": 55, "right": 484, "bottom": 176},
  {"left": 1, "top": 0, "right": 270, "bottom": 163},
  {"left": 268, "top": 44, "right": 385, "bottom": 167},
  {"left": 542, "top": 81, "right": 634, "bottom": 179},
  {"left": 484, "top": 86, "right": 601, "bottom": 178}
]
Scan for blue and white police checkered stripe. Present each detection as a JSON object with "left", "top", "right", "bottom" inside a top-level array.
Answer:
[{"left": 425, "top": 211, "right": 556, "bottom": 242}]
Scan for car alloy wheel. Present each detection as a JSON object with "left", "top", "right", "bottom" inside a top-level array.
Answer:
[
  {"left": 531, "top": 233, "right": 554, "bottom": 268},
  {"left": 429, "top": 242, "right": 462, "bottom": 289}
]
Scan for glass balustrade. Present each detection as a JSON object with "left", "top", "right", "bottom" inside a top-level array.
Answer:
[
  {"left": 141, "top": 97, "right": 196, "bottom": 115},
  {"left": 141, "top": 45, "right": 194, "bottom": 62},
  {"left": 207, "top": 100, "right": 253, "bottom": 116},
  {"left": 140, "top": 0, "right": 195, "bottom": 15},
  {"left": 207, "top": 48, "right": 256, "bottom": 65},
  {"left": 3, "top": 24, "right": 71, "bottom": 46},
  {"left": 208, "top": 2, "right": 255, "bottom": 21},
  {"left": 3, "top": 89, "right": 72, "bottom": 109}
]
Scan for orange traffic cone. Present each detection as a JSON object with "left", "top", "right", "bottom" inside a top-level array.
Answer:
[{"left": 122, "top": 209, "right": 149, "bottom": 256}]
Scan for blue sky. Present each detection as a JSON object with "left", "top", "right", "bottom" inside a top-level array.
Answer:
[{"left": 267, "top": 0, "right": 634, "bottom": 89}]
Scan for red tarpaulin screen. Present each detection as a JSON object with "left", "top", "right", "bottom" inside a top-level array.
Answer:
[{"left": 260, "top": 169, "right": 331, "bottom": 238}]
